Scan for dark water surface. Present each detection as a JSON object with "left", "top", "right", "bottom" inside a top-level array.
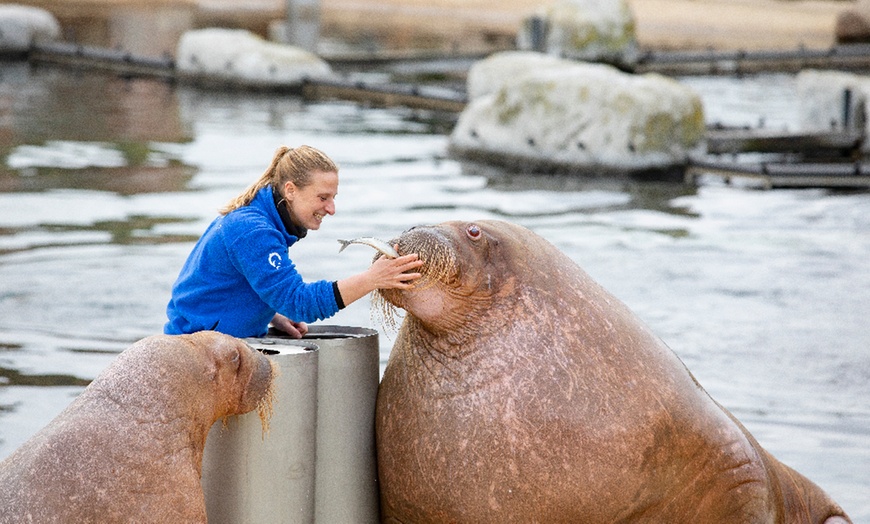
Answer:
[{"left": 0, "top": 63, "right": 868, "bottom": 519}]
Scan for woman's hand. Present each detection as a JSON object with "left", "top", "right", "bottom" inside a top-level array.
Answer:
[
  {"left": 336, "top": 247, "right": 423, "bottom": 307},
  {"left": 271, "top": 313, "right": 308, "bottom": 338},
  {"left": 366, "top": 252, "right": 423, "bottom": 290}
]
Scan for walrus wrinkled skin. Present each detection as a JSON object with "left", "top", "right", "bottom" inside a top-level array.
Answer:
[
  {"left": 0, "top": 331, "right": 274, "bottom": 524},
  {"left": 375, "top": 220, "right": 851, "bottom": 524}
]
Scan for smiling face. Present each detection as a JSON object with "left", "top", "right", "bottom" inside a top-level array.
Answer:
[{"left": 283, "top": 170, "right": 338, "bottom": 230}]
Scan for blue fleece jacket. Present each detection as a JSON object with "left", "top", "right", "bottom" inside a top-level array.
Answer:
[{"left": 164, "top": 185, "right": 340, "bottom": 338}]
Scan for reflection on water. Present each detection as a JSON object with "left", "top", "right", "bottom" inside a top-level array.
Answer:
[
  {"left": 0, "top": 63, "right": 868, "bottom": 520},
  {"left": 0, "top": 63, "right": 189, "bottom": 148}
]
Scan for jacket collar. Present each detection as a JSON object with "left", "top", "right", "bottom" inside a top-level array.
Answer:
[{"left": 268, "top": 185, "right": 307, "bottom": 239}]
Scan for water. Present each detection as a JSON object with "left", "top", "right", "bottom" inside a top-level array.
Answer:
[{"left": 0, "top": 63, "right": 868, "bottom": 520}]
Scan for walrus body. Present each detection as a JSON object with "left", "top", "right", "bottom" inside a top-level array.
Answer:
[
  {"left": 0, "top": 331, "right": 274, "bottom": 523},
  {"left": 375, "top": 220, "right": 851, "bottom": 523}
]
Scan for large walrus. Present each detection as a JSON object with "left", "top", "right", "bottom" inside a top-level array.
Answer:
[
  {"left": 375, "top": 220, "right": 851, "bottom": 523},
  {"left": 0, "top": 331, "right": 275, "bottom": 523}
]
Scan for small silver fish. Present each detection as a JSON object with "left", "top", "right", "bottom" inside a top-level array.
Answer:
[{"left": 337, "top": 237, "right": 399, "bottom": 258}]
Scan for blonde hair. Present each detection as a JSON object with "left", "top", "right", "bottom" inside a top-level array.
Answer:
[{"left": 220, "top": 145, "right": 338, "bottom": 214}]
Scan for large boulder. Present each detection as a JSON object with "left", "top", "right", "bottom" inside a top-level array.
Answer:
[
  {"left": 517, "top": 0, "right": 638, "bottom": 66},
  {"left": 466, "top": 51, "right": 567, "bottom": 101},
  {"left": 0, "top": 4, "right": 61, "bottom": 55},
  {"left": 796, "top": 69, "right": 870, "bottom": 152},
  {"left": 176, "top": 28, "right": 332, "bottom": 88},
  {"left": 449, "top": 51, "right": 704, "bottom": 175}
]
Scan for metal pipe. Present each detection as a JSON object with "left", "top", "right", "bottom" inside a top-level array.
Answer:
[
  {"left": 200, "top": 326, "right": 381, "bottom": 522},
  {"left": 202, "top": 339, "right": 320, "bottom": 524},
  {"left": 306, "top": 325, "right": 381, "bottom": 524}
]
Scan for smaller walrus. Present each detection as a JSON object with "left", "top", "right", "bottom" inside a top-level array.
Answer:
[
  {"left": 0, "top": 331, "right": 275, "bottom": 524},
  {"left": 375, "top": 220, "right": 852, "bottom": 524}
]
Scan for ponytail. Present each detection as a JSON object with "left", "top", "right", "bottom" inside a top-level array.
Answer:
[{"left": 220, "top": 145, "right": 337, "bottom": 215}]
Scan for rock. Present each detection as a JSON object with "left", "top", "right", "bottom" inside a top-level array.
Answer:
[
  {"left": 796, "top": 69, "right": 870, "bottom": 151},
  {"left": 449, "top": 51, "right": 704, "bottom": 175},
  {"left": 835, "top": 0, "right": 870, "bottom": 44},
  {"left": 517, "top": 0, "right": 638, "bottom": 66},
  {"left": 0, "top": 4, "right": 61, "bottom": 55},
  {"left": 466, "top": 51, "right": 567, "bottom": 101},
  {"left": 176, "top": 28, "right": 332, "bottom": 88}
]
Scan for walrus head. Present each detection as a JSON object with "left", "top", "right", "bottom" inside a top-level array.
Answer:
[
  {"left": 375, "top": 220, "right": 560, "bottom": 341},
  {"left": 87, "top": 332, "right": 277, "bottom": 434},
  {"left": 185, "top": 331, "right": 276, "bottom": 428}
]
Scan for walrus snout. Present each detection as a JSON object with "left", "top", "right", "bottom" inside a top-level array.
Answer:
[
  {"left": 239, "top": 347, "right": 275, "bottom": 414},
  {"left": 391, "top": 225, "right": 453, "bottom": 260},
  {"left": 383, "top": 224, "right": 432, "bottom": 258}
]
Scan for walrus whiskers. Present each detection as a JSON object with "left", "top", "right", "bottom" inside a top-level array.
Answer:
[
  {"left": 255, "top": 359, "right": 279, "bottom": 435},
  {"left": 372, "top": 292, "right": 402, "bottom": 334},
  {"left": 372, "top": 237, "right": 459, "bottom": 335},
  {"left": 217, "top": 358, "right": 278, "bottom": 436}
]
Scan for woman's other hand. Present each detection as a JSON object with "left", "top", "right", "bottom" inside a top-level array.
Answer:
[{"left": 271, "top": 313, "right": 309, "bottom": 338}]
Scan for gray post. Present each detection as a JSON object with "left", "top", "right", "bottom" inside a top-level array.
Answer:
[
  {"left": 528, "top": 15, "right": 548, "bottom": 52},
  {"left": 307, "top": 326, "right": 381, "bottom": 523},
  {"left": 286, "top": 0, "right": 320, "bottom": 52},
  {"left": 843, "top": 88, "right": 853, "bottom": 130}
]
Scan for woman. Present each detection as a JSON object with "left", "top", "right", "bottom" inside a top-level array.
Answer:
[{"left": 164, "top": 145, "right": 422, "bottom": 338}]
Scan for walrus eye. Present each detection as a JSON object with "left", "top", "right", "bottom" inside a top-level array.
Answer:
[{"left": 466, "top": 224, "right": 482, "bottom": 240}]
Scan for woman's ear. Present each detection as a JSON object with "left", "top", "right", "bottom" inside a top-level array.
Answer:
[{"left": 283, "top": 180, "right": 296, "bottom": 201}]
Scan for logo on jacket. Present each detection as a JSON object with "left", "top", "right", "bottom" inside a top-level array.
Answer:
[{"left": 268, "top": 252, "right": 282, "bottom": 269}]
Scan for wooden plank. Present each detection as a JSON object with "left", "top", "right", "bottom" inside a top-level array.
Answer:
[
  {"left": 29, "top": 42, "right": 175, "bottom": 79},
  {"left": 705, "top": 129, "right": 863, "bottom": 155},
  {"left": 635, "top": 44, "right": 870, "bottom": 75},
  {"left": 27, "top": 42, "right": 468, "bottom": 111},
  {"left": 301, "top": 79, "right": 467, "bottom": 112},
  {"left": 686, "top": 160, "right": 870, "bottom": 189}
]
